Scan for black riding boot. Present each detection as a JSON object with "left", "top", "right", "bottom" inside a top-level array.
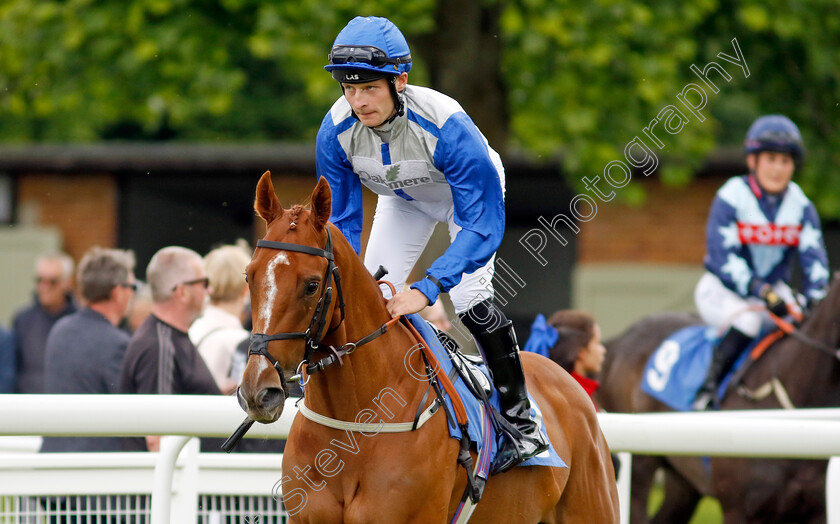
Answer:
[
  {"left": 460, "top": 302, "right": 550, "bottom": 474},
  {"left": 692, "top": 328, "right": 752, "bottom": 410}
]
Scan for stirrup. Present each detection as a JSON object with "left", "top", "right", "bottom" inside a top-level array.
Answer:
[{"left": 490, "top": 422, "right": 549, "bottom": 475}]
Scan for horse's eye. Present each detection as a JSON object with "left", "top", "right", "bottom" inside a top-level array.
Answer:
[
  {"left": 305, "top": 280, "right": 320, "bottom": 295},
  {"left": 244, "top": 275, "right": 249, "bottom": 284}
]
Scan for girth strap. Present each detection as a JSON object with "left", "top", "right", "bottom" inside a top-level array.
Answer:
[{"left": 296, "top": 397, "right": 441, "bottom": 432}]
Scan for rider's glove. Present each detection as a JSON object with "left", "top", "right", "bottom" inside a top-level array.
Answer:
[{"left": 759, "top": 285, "right": 788, "bottom": 317}]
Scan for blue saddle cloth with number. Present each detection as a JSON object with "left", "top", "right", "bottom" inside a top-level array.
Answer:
[
  {"left": 407, "top": 314, "right": 567, "bottom": 469},
  {"left": 640, "top": 325, "right": 759, "bottom": 411}
]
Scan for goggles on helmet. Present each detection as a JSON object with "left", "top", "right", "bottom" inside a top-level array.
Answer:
[{"left": 328, "top": 45, "right": 411, "bottom": 69}]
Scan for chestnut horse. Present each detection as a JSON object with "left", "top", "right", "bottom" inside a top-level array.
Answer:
[
  {"left": 236, "top": 172, "right": 618, "bottom": 523},
  {"left": 597, "top": 274, "right": 840, "bottom": 523}
]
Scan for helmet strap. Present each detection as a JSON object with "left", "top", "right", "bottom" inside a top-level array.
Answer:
[{"left": 389, "top": 76, "right": 405, "bottom": 118}]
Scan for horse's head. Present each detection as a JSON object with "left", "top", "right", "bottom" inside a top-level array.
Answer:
[{"left": 237, "top": 171, "right": 337, "bottom": 423}]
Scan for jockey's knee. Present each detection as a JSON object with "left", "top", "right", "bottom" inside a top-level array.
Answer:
[{"left": 731, "top": 312, "right": 762, "bottom": 338}]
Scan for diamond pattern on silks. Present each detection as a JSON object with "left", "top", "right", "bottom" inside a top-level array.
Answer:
[
  {"left": 407, "top": 314, "right": 567, "bottom": 469},
  {"left": 640, "top": 325, "right": 758, "bottom": 411}
]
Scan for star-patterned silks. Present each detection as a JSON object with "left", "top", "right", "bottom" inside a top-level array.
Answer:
[
  {"left": 721, "top": 253, "right": 752, "bottom": 295},
  {"left": 718, "top": 222, "right": 741, "bottom": 249},
  {"left": 808, "top": 261, "right": 830, "bottom": 292},
  {"left": 799, "top": 222, "right": 823, "bottom": 252}
]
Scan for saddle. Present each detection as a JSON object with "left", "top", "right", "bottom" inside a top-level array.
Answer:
[
  {"left": 426, "top": 324, "right": 493, "bottom": 400},
  {"left": 412, "top": 317, "right": 563, "bottom": 471},
  {"left": 641, "top": 325, "right": 783, "bottom": 411}
]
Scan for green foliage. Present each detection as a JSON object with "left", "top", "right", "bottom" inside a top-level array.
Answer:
[{"left": 0, "top": 0, "right": 838, "bottom": 215}]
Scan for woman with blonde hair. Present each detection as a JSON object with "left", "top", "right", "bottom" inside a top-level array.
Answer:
[{"left": 188, "top": 244, "right": 251, "bottom": 395}]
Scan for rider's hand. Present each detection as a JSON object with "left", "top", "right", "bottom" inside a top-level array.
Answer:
[
  {"left": 759, "top": 285, "right": 788, "bottom": 317},
  {"left": 386, "top": 288, "right": 430, "bottom": 318}
]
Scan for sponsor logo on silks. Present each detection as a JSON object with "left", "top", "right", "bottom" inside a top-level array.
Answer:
[
  {"left": 385, "top": 164, "right": 400, "bottom": 182},
  {"left": 738, "top": 222, "right": 801, "bottom": 246},
  {"left": 358, "top": 170, "right": 433, "bottom": 190}
]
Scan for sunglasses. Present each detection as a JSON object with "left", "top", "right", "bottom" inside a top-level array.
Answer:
[
  {"left": 328, "top": 45, "right": 411, "bottom": 69},
  {"left": 120, "top": 282, "right": 138, "bottom": 292},
  {"left": 35, "top": 276, "right": 61, "bottom": 286},
  {"left": 172, "top": 277, "right": 210, "bottom": 292}
]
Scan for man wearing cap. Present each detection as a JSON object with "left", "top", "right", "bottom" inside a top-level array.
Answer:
[{"left": 316, "top": 16, "right": 548, "bottom": 474}]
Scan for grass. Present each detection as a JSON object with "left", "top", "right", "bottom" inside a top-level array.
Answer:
[{"left": 648, "top": 483, "right": 723, "bottom": 523}]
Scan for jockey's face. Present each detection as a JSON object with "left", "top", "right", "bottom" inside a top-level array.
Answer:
[
  {"left": 749, "top": 151, "right": 795, "bottom": 195},
  {"left": 342, "top": 73, "right": 407, "bottom": 128}
]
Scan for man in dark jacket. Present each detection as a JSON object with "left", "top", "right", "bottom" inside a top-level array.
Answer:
[
  {"left": 120, "top": 246, "right": 221, "bottom": 452},
  {"left": 12, "top": 252, "right": 77, "bottom": 393},
  {"left": 41, "top": 247, "right": 137, "bottom": 452}
]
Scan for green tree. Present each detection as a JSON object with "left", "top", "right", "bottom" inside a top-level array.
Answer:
[{"left": 1, "top": 0, "right": 839, "bottom": 214}]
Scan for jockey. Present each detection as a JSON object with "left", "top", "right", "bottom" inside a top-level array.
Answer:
[
  {"left": 692, "top": 115, "right": 830, "bottom": 410},
  {"left": 316, "top": 16, "right": 548, "bottom": 473}
]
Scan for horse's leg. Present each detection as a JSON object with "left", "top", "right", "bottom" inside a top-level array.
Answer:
[
  {"left": 628, "top": 455, "right": 661, "bottom": 524},
  {"left": 650, "top": 466, "right": 702, "bottom": 524}
]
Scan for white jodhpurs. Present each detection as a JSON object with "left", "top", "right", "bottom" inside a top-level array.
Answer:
[
  {"left": 363, "top": 195, "right": 496, "bottom": 315},
  {"left": 694, "top": 271, "right": 799, "bottom": 337}
]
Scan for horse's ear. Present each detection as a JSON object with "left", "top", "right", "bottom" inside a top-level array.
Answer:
[
  {"left": 311, "top": 176, "right": 332, "bottom": 231},
  {"left": 255, "top": 171, "right": 283, "bottom": 223}
]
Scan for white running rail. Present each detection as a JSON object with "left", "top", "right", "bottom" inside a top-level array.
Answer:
[{"left": 1, "top": 395, "right": 839, "bottom": 524}]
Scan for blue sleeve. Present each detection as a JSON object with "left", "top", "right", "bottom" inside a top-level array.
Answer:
[
  {"left": 703, "top": 195, "right": 761, "bottom": 297},
  {"left": 315, "top": 112, "right": 364, "bottom": 255},
  {"left": 798, "top": 203, "right": 830, "bottom": 301},
  {"left": 410, "top": 112, "right": 505, "bottom": 305}
]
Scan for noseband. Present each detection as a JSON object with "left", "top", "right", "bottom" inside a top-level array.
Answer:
[{"left": 248, "top": 228, "right": 346, "bottom": 381}]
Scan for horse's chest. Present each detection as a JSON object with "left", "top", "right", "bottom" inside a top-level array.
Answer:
[{"left": 282, "top": 437, "right": 454, "bottom": 523}]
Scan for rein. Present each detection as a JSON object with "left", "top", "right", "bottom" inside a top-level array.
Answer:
[{"left": 768, "top": 311, "right": 840, "bottom": 360}]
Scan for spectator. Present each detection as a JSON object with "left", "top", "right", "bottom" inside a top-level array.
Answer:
[
  {"left": 123, "top": 280, "right": 153, "bottom": 334},
  {"left": 523, "top": 310, "right": 606, "bottom": 404},
  {"left": 41, "top": 247, "right": 137, "bottom": 453},
  {"left": 0, "top": 325, "right": 13, "bottom": 393},
  {"left": 120, "top": 246, "right": 220, "bottom": 452},
  {"left": 189, "top": 245, "right": 250, "bottom": 395},
  {"left": 12, "top": 252, "right": 77, "bottom": 393},
  {"left": 525, "top": 309, "right": 617, "bottom": 478}
]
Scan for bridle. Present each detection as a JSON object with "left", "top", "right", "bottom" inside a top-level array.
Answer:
[{"left": 248, "top": 227, "right": 347, "bottom": 384}]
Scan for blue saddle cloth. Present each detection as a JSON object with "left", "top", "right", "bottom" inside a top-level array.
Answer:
[
  {"left": 406, "top": 314, "right": 567, "bottom": 469},
  {"left": 640, "top": 325, "right": 758, "bottom": 411}
]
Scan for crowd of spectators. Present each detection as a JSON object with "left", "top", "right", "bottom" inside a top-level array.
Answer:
[{"left": 1, "top": 242, "right": 279, "bottom": 454}]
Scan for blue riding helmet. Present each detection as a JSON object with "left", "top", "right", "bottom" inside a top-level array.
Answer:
[
  {"left": 744, "top": 114, "right": 804, "bottom": 163},
  {"left": 325, "top": 16, "right": 412, "bottom": 84}
]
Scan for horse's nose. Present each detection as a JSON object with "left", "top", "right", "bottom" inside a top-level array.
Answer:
[
  {"left": 237, "top": 384, "right": 285, "bottom": 422},
  {"left": 257, "top": 387, "right": 285, "bottom": 413}
]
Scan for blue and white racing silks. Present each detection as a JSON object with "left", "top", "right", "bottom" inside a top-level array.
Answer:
[
  {"left": 703, "top": 174, "right": 829, "bottom": 302},
  {"left": 315, "top": 84, "right": 506, "bottom": 304}
]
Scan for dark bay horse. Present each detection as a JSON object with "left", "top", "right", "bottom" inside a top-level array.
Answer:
[
  {"left": 237, "top": 172, "right": 619, "bottom": 523},
  {"left": 597, "top": 275, "right": 840, "bottom": 523}
]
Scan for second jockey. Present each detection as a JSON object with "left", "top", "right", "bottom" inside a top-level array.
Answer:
[{"left": 692, "top": 115, "right": 830, "bottom": 410}]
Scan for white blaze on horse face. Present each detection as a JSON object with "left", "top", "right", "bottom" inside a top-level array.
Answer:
[{"left": 256, "top": 252, "right": 290, "bottom": 333}]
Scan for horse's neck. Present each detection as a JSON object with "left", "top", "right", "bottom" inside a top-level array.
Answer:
[
  {"left": 305, "top": 245, "right": 428, "bottom": 420},
  {"left": 771, "top": 287, "right": 840, "bottom": 406}
]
